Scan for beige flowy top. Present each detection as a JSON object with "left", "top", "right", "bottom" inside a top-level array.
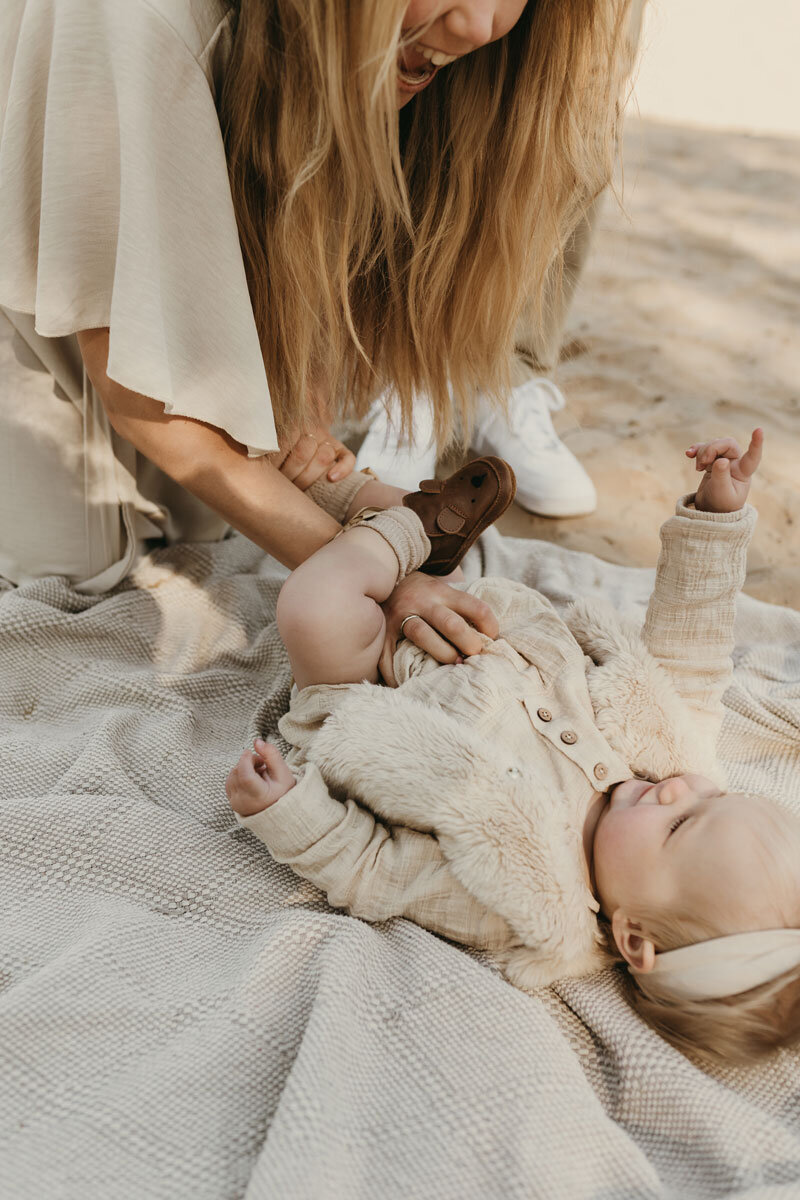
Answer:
[{"left": 0, "top": 0, "right": 280, "bottom": 592}]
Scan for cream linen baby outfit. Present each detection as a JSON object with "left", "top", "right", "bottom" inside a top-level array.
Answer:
[
  {"left": 237, "top": 499, "right": 757, "bottom": 989},
  {"left": 0, "top": 0, "right": 280, "bottom": 591}
]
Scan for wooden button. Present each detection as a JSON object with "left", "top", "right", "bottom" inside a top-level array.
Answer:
[
  {"left": 594, "top": 763, "right": 608, "bottom": 780},
  {"left": 560, "top": 730, "right": 578, "bottom": 745},
  {"left": 537, "top": 707, "right": 552, "bottom": 722}
]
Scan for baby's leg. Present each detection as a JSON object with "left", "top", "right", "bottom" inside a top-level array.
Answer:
[{"left": 276, "top": 508, "right": 430, "bottom": 689}]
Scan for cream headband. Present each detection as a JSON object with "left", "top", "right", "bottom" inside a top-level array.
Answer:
[{"left": 630, "top": 929, "right": 800, "bottom": 1002}]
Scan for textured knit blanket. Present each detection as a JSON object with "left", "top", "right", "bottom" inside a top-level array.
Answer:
[{"left": 1, "top": 527, "right": 799, "bottom": 1199}]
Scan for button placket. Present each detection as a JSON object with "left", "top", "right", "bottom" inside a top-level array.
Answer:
[{"left": 522, "top": 694, "right": 625, "bottom": 788}]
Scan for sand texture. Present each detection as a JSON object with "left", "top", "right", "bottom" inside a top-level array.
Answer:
[{"left": 497, "top": 116, "right": 800, "bottom": 609}]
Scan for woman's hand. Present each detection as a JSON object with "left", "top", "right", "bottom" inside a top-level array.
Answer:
[
  {"left": 226, "top": 739, "right": 296, "bottom": 817},
  {"left": 379, "top": 571, "right": 500, "bottom": 686},
  {"left": 686, "top": 429, "right": 763, "bottom": 513},
  {"left": 274, "top": 425, "right": 356, "bottom": 490}
]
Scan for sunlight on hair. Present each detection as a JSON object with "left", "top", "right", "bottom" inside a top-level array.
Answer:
[{"left": 217, "top": 0, "right": 637, "bottom": 449}]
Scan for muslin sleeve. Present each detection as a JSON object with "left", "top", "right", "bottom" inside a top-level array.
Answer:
[
  {"left": 236, "top": 761, "right": 515, "bottom": 952},
  {"left": 0, "top": 0, "right": 279, "bottom": 456},
  {"left": 642, "top": 495, "right": 756, "bottom": 746}
]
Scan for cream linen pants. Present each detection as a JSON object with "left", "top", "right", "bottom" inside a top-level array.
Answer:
[{"left": 0, "top": 308, "right": 227, "bottom": 593}]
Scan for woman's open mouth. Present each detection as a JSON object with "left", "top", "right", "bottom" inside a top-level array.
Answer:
[{"left": 397, "top": 46, "right": 439, "bottom": 93}]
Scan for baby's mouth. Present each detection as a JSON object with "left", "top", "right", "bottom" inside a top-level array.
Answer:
[{"left": 609, "top": 778, "right": 655, "bottom": 809}]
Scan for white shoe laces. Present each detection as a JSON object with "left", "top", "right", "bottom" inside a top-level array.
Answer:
[{"left": 487, "top": 377, "right": 568, "bottom": 454}]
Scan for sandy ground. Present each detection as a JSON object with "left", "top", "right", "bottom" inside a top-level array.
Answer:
[{"left": 493, "top": 116, "right": 800, "bottom": 609}]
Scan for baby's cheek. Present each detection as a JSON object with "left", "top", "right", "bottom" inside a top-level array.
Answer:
[{"left": 594, "top": 813, "right": 651, "bottom": 891}]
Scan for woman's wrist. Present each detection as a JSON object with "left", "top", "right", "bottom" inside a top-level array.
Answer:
[
  {"left": 79, "top": 327, "right": 343, "bottom": 569},
  {"left": 107, "top": 399, "right": 342, "bottom": 567}
]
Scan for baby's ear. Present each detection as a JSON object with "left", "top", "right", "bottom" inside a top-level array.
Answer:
[{"left": 611, "top": 911, "right": 656, "bottom": 972}]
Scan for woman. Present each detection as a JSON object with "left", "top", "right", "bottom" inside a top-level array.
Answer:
[{"left": 0, "top": 0, "right": 635, "bottom": 664}]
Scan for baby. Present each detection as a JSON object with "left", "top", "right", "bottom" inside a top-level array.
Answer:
[{"left": 227, "top": 428, "right": 800, "bottom": 1065}]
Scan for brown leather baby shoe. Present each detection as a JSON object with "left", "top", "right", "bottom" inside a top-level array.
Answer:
[{"left": 402, "top": 456, "right": 517, "bottom": 576}]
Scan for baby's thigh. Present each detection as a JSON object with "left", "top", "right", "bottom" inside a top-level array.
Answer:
[{"left": 276, "top": 571, "right": 385, "bottom": 689}]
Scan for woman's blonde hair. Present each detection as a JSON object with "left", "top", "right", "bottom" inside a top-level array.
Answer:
[{"left": 217, "top": 0, "right": 637, "bottom": 446}]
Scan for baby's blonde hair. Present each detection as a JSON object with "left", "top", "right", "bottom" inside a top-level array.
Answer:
[
  {"left": 217, "top": 0, "right": 639, "bottom": 447},
  {"left": 608, "top": 796, "right": 800, "bottom": 1066},
  {"left": 624, "top": 963, "right": 800, "bottom": 1067}
]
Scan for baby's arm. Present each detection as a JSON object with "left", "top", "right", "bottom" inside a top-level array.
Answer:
[
  {"left": 227, "top": 740, "right": 513, "bottom": 950},
  {"left": 642, "top": 431, "right": 761, "bottom": 743}
]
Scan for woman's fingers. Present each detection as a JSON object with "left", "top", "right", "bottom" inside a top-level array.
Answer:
[
  {"left": 400, "top": 615, "right": 464, "bottom": 664},
  {"left": 292, "top": 441, "right": 340, "bottom": 490},
  {"left": 420, "top": 603, "right": 486, "bottom": 657},
  {"left": 278, "top": 434, "right": 323, "bottom": 482},
  {"left": 447, "top": 589, "right": 500, "bottom": 641},
  {"left": 278, "top": 431, "right": 355, "bottom": 490},
  {"left": 327, "top": 446, "right": 356, "bottom": 482},
  {"left": 282, "top": 436, "right": 337, "bottom": 489},
  {"left": 379, "top": 572, "right": 499, "bottom": 680}
]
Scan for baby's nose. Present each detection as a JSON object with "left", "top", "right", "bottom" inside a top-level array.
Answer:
[{"left": 657, "top": 777, "right": 689, "bottom": 805}]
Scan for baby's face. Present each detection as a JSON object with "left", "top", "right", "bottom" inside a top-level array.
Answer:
[{"left": 592, "top": 775, "right": 777, "bottom": 929}]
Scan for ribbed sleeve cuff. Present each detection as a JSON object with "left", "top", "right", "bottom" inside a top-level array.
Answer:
[
  {"left": 677, "top": 494, "right": 757, "bottom": 525},
  {"left": 344, "top": 506, "right": 431, "bottom": 580},
  {"left": 670, "top": 495, "right": 757, "bottom": 542},
  {"left": 306, "top": 471, "right": 374, "bottom": 524},
  {"left": 235, "top": 761, "right": 343, "bottom": 860}
]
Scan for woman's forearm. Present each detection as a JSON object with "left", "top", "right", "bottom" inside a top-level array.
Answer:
[{"left": 78, "top": 329, "right": 340, "bottom": 569}]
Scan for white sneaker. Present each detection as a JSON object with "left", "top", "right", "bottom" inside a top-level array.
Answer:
[
  {"left": 471, "top": 377, "right": 597, "bottom": 517},
  {"left": 354, "top": 392, "right": 437, "bottom": 489}
]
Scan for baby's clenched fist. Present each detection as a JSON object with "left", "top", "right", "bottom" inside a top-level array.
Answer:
[{"left": 226, "top": 739, "right": 296, "bottom": 817}]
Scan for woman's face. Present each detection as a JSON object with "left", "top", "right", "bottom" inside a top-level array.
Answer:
[{"left": 397, "top": 1, "right": 528, "bottom": 105}]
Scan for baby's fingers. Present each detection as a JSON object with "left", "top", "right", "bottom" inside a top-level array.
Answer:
[
  {"left": 231, "top": 748, "right": 268, "bottom": 795},
  {"left": 252, "top": 739, "right": 295, "bottom": 789},
  {"left": 687, "top": 437, "right": 742, "bottom": 471},
  {"left": 736, "top": 428, "right": 764, "bottom": 479}
]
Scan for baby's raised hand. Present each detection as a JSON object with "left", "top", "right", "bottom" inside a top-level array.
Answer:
[
  {"left": 226, "top": 738, "right": 296, "bottom": 817},
  {"left": 686, "top": 429, "right": 763, "bottom": 513}
]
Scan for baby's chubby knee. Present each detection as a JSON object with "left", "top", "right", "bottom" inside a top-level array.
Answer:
[
  {"left": 277, "top": 564, "right": 382, "bottom": 652},
  {"left": 276, "top": 562, "right": 386, "bottom": 686},
  {"left": 276, "top": 567, "right": 326, "bottom": 646}
]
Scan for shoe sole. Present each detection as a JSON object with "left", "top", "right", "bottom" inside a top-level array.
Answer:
[{"left": 514, "top": 493, "right": 597, "bottom": 519}]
